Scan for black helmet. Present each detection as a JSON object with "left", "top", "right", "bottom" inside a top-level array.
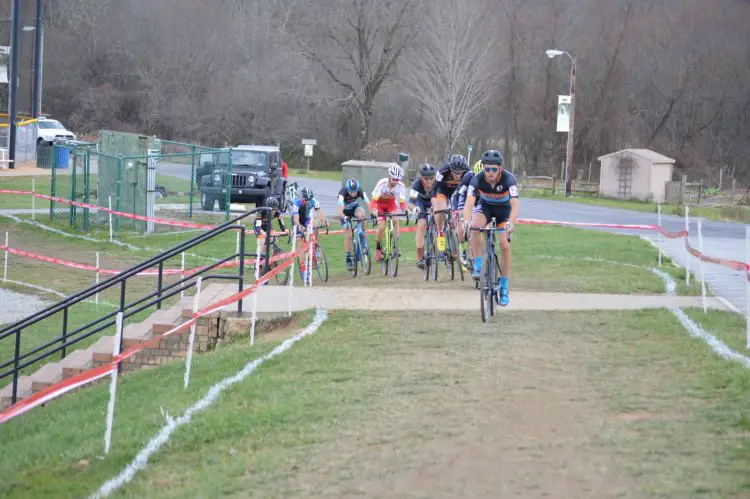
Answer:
[
  {"left": 481, "top": 149, "right": 503, "bottom": 166},
  {"left": 419, "top": 163, "right": 436, "bottom": 177},
  {"left": 264, "top": 196, "right": 279, "bottom": 209},
  {"left": 449, "top": 154, "right": 468, "bottom": 173},
  {"left": 301, "top": 187, "right": 313, "bottom": 200}
]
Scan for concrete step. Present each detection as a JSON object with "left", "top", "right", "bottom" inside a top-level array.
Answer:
[
  {"left": 0, "top": 376, "right": 32, "bottom": 409},
  {"left": 181, "top": 283, "right": 230, "bottom": 318},
  {"left": 90, "top": 335, "right": 115, "bottom": 364},
  {"left": 151, "top": 306, "right": 185, "bottom": 334},
  {"left": 30, "top": 363, "right": 63, "bottom": 393},
  {"left": 60, "top": 349, "right": 93, "bottom": 378},
  {"left": 122, "top": 323, "right": 152, "bottom": 349}
]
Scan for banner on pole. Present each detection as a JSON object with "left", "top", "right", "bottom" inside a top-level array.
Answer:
[{"left": 557, "top": 95, "right": 571, "bottom": 132}]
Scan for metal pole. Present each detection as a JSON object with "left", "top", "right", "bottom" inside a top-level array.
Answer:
[
  {"left": 7, "top": 0, "right": 22, "bottom": 169},
  {"left": 565, "top": 56, "right": 576, "bottom": 197},
  {"left": 684, "top": 205, "right": 690, "bottom": 286},
  {"left": 32, "top": 0, "right": 43, "bottom": 117}
]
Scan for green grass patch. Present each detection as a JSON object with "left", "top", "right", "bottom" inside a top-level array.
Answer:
[
  {"left": 288, "top": 169, "right": 342, "bottom": 182},
  {"left": 1, "top": 309, "right": 749, "bottom": 497},
  {"left": 0, "top": 176, "right": 50, "bottom": 209}
]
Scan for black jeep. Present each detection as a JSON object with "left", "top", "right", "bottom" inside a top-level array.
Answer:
[{"left": 198, "top": 145, "right": 284, "bottom": 211}]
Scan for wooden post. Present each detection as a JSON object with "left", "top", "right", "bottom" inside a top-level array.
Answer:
[{"left": 552, "top": 176, "right": 556, "bottom": 196}]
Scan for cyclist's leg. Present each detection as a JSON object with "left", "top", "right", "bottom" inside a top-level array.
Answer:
[
  {"left": 470, "top": 205, "right": 488, "bottom": 278},
  {"left": 342, "top": 206, "right": 355, "bottom": 262},
  {"left": 431, "top": 193, "right": 448, "bottom": 230},
  {"left": 415, "top": 214, "right": 428, "bottom": 266},
  {"left": 375, "top": 201, "right": 387, "bottom": 261}
]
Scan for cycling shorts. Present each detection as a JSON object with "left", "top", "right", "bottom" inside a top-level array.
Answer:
[
  {"left": 374, "top": 198, "right": 399, "bottom": 216},
  {"left": 415, "top": 197, "right": 431, "bottom": 220},
  {"left": 343, "top": 205, "right": 360, "bottom": 219},
  {"left": 473, "top": 201, "right": 511, "bottom": 229},
  {"left": 433, "top": 184, "right": 457, "bottom": 203}
]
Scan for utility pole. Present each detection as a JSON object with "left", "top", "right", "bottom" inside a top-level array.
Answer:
[
  {"left": 8, "top": 0, "right": 21, "bottom": 169},
  {"left": 565, "top": 57, "right": 576, "bottom": 197},
  {"left": 31, "top": 0, "right": 43, "bottom": 117}
]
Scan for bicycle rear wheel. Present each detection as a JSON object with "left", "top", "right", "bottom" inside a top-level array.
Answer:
[
  {"left": 272, "top": 245, "right": 289, "bottom": 285},
  {"left": 315, "top": 243, "right": 328, "bottom": 282}
]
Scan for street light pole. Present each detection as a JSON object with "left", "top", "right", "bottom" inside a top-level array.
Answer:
[
  {"left": 546, "top": 49, "right": 577, "bottom": 197},
  {"left": 32, "top": 0, "right": 43, "bottom": 118}
]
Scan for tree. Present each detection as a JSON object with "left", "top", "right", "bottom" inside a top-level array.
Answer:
[
  {"left": 401, "top": 0, "right": 498, "bottom": 158},
  {"left": 292, "top": 0, "right": 418, "bottom": 152}
]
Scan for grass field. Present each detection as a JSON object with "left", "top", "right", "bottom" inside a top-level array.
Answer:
[
  {"left": 288, "top": 169, "right": 342, "bottom": 182},
  {"left": 1, "top": 309, "right": 749, "bottom": 498}
]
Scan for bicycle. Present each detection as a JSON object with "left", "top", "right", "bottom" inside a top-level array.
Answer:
[
  {"left": 297, "top": 224, "right": 329, "bottom": 283},
  {"left": 377, "top": 212, "right": 409, "bottom": 278},
  {"left": 345, "top": 215, "right": 373, "bottom": 277},
  {"left": 267, "top": 230, "right": 293, "bottom": 286},
  {"left": 422, "top": 209, "right": 439, "bottom": 281},
  {"left": 430, "top": 208, "right": 462, "bottom": 281},
  {"left": 470, "top": 218, "right": 511, "bottom": 322}
]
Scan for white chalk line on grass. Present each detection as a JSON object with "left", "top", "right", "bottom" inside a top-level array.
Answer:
[
  {"left": 1, "top": 278, "right": 119, "bottom": 308},
  {"left": 89, "top": 308, "right": 329, "bottom": 499},
  {"left": 651, "top": 268, "right": 750, "bottom": 369},
  {"left": 1, "top": 213, "right": 215, "bottom": 263}
]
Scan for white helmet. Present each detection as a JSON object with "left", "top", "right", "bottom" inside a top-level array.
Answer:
[{"left": 388, "top": 164, "right": 404, "bottom": 181}]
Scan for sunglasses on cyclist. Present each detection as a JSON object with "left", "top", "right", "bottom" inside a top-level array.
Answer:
[{"left": 483, "top": 165, "right": 499, "bottom": 173}]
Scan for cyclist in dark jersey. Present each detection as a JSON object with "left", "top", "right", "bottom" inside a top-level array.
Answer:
[
  {"left": 462, "top": 149, "right": 519, "bottom": 306},
  {"left": 407, "top": 163, "right": 437, "bottom": 269},
  {"left": 431, "top": 155, "right": 469, "bottom": 232},
  {"left": 337, "top": 178, "right": 370, "bottom": 268},
  {"left": 452, "top": 170, "right": 475, "bottom": 268}
]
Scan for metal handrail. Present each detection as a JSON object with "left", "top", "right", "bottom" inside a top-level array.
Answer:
[{"left": 0, "top": 208, "right": 273, "bottom": 405}]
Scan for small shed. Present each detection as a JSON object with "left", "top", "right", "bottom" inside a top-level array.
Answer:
[
  {"left": 597, "top": 148, "right": 676, "bottom": 203},
  {"left": 341, "top": 160, "right": 400, "bottom": 200}
]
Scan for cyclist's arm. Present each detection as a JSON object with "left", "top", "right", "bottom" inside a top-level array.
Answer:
[
  {"left": 463, "top": 190, "right": 476, "bottom": 222},
  {"left": 277, "top": 215, "right": 287, "bottom": 232},
  {"left": 398, "top": 182, "right": 407, "bottom": 212},
  {"left": 508, "top": 183, "right": 520, "bottom": 226},
  {"left": 336, "top": 193, "right": 346, "bottom": 218}
]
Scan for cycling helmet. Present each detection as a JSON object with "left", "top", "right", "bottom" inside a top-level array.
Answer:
[
  {"left": 481, "top": 149, "right": 503, "bottom": 166},
  {"left": 388, "top": 164, "right": 404, "bottom": 181},
  {"left": 301, "top": 187, "right": 314, "bottom": 200},
  {"left": 264, "top": 196, "right": 279, "bottom": 209},
  {"left": 472, "top": 160, "right": 483, "bottom": 174},
  {"left": 418, "top": 163, "right": 436, "bottom": 177},
  {"left": 449, "top": 154, "right": 468, "bottom": 173},
  {"left": 345, "top": 178, "right": 360, "bottom": 192}
]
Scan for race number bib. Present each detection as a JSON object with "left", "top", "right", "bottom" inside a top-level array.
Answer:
[{"left": 509, "top": 185, "right": 519, "bottom": 197}]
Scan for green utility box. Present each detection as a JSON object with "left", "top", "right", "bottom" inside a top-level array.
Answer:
[
  {"left": 97, "top": 130, "right": 158, "bottom": 231},
  {"left": 341, "top": 160, "right": 403, "bottom": 208}
]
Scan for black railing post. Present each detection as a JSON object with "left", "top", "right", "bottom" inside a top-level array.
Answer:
[
  {"left": 118, "top": 280, "right": 126, "bottom": 372},
  {"left": 156, "top": 261, "right": 164, "bottom": 310},
  {"left": 12, "top": 328, "right": 21, "bottom": 404},
  {"left": 238, "top": 226, "right": 245, "bottom": 314},
  {"left": 61, "top": 306, "right": 68, "bottom": 359}
]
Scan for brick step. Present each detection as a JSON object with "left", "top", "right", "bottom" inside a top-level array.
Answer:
[
  {"left": 60, "top": 349, "right": 93, "bottom": 379},
  {"left": 0, "top": 376, "right": 32, "bottom": 410},
  {"left": 30, "top": 363, "right": 63, "bottom": 393}
]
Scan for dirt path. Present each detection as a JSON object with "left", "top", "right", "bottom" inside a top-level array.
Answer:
[{"left": 206, "top": 283, "right": 727, "bottom": 313}]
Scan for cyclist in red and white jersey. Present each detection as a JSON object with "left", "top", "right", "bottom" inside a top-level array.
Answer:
[{"left": 370, "top": 164, "right": 407, "bottom": 262}]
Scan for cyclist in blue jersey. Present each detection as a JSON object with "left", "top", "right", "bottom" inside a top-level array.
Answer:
[
  {"left": 293, "top": 187, "right": 328, "bottom": 281},
  {"left": 337, "top": 178, "right": 370, "bottom": 269},
  {"left": 462, "top": 149, "right": 519, "bottom": 306}
]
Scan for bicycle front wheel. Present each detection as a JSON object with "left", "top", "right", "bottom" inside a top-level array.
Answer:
[
  {"left": 360, "top": 233, "right": 372, "bottom": 275},
  {"left": 444, "top": 228, "right": 455, "bottom": 281},
  {"left": 480, "top": 256, "right": 492, "bottom": 322},
  {"left": 348, "top": 233, "right": 358, "bottom": 278},
  {"left": 389, "top": 236, "right": 399, "bottom": 277},
  {"left": 272, "top": 245, "right": 289, "bottom": 286}
]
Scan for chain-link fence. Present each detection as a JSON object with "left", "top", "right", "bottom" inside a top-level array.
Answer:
[
  {"left": 0, "top": 117, "right": 38, "bottom": 168},
  {"left": 47, "top": 142, "right": 238, "bottom": 234}
]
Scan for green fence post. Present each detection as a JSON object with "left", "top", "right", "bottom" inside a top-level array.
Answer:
[
  {"left": 225, "top": 148, "right": 232, "bottom": 222},
  {"left": 83, "top": 150, "right": 90, "bottom": 231},
  {"left": 189, "top": 145, "right": 196, "bottom": 219},
  {"left": 50, "top": 156, "right": 56, "bottom": 221},
  {"left": 116, "top": 155, "right": 122, "bottom": 235},
  {"left": 70, "top": 151, "right": 77, "bottom": 228}
]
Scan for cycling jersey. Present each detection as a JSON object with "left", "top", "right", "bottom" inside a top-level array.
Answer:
[
  {"left": 293, "top": 198, "right": 321, "bottom": 225},
  {"left": 433, "top": 163, "right": 464, "bottom": 200},
  {"left": 454, "top": 171, "right": 475, "bottom": 211},
  {"left": 337, "top": 187, "right": 369, "bottom": 210},
  {"left": 467, "top": 170, "right": 519, "bottom": 225},
  {"left": 254, "top": 210, "right": 286, "bottom": 236},
  {"left": 370, "top": 177, "right": 407, "bottom": 213},
  {"left": 409, "top": 177, "right": 434, "bottom": 219}
]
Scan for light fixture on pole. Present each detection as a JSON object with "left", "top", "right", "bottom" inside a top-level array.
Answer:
[{"left": 546, "top": 48, "right": 576, "bottom": 197}]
